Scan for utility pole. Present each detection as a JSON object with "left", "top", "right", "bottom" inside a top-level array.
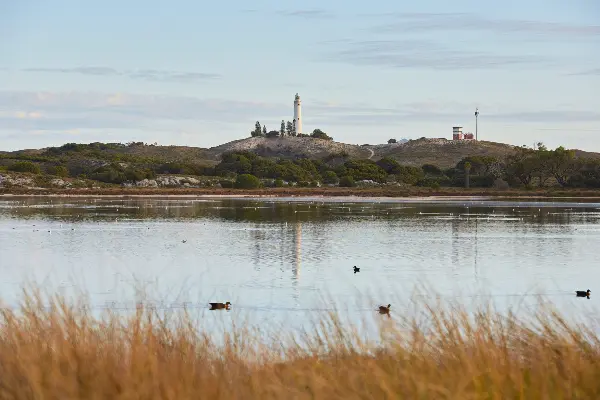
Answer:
[{"left": 475, "top": 108, "right": 479, "bottom": 141}]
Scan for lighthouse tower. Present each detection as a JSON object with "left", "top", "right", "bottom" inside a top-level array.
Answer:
[{"left": 293, "top": 93, "right": 302, "bottom": 135}]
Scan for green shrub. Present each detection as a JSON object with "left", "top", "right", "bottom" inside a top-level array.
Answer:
[
  {"left": 422, "top": 164, "right": 443, "bottom": 176},
  {"left": 322, "top": 171, "right": 339, "bottom": 184},
  {"left": 219, "top": 180, "right": 234, "bottom": 188},
  {"left": 274, "top": 179, "right": 285, "bottom": 187},
  {"left": 343, "top": 160, "right": 387, "bottom": 183},
  {"left": 395, "top": 166, "right": 424, "bottom": 185},
  {"left": 310, "top": 129, "right": 333, "bottom": 141},
  {"left": 156, "top": 162, "right": 211, "bottom": 176},
  {"left": 8, "top": 161, "right": 41, "bottom": 174},
  {"left": 90, "top": 166, "right": 127, "bottom": 184},
  {"left": 416, "top": 177, "right": 448, "bottom": 188},
  {"left": 234, "top": 174, "right": 261, "bottom": 189},
  {"left": 339, "top": 176, "right": 356, "bottom": 187},
  {"left": 49, "top": 165, "right": 69, "bottom": 177},
  {"left": 375, "top": 157, "right": 401, "bottom": 174},
  {"left": 34, "top": 175, "right": 53, "bottom": 187},
  {"left": 124, "top": 167, "right": 155, "bottom": 182}
]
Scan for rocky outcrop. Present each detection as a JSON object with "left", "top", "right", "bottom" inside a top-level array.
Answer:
[
  {"left": 210, "top": 137, "right": 374, "bottom": 160},
  {"left": 122, "top": 175, "right": 219, "bottom": 188},
  {"left": 0, "top": 174, "right": 34, "bottom": 187},
  {"left": 49, "top": 178, "right": 72, "bottom": 188}
]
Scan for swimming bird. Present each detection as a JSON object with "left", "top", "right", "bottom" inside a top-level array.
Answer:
[
  {"left": 209, "top": 302, "right": 231, "bottom": 310},
  {"left": 576, "top": 289, "right": 591, "bottom": 297},
  {"left": 353, "top": 266, "right": 360, "bottom": 273},
  {"left": 378, "top": 304, "right": 391, "bottom": 314},
  {"left": 182, "top": 240, "right": 187, "bottom": 243}
]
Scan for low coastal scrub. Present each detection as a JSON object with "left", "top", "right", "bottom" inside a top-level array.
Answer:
[
  {"left": 0, "top": 290, "right": 599, "bottom": 398},
  {"left": 3, "top": 140, "right": 600, "bottom": 191}
]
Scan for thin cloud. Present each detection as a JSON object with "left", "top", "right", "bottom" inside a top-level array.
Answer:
[
  {"left": 568, "top": 68, "right": 600, "bottom": 76},
  {"left": 320, "top": 39, "right": 551, "bottom": 70},
  {"left": 1, "top": 90, "right": 599, "bottom": 135},
  {"left": 308, "top": 109, "right": 600, "bottom": 127},
  {"left": 0, "top": 91, "right": 288, "bottom": 132},
  {"left": 276, "top": 9, "right": 334, "bottom": 19},
  {"left": 371, "top": 13, "right": 600, "bottom": 39},
  {"left": 307, "top": 100, "right": 600, "bottom": 125},
  {"left": 484, "top": 110, "right": 600, "bottom": 124},
  {"left": 21, "top": 67, "right": 221, "bottom": 83}
]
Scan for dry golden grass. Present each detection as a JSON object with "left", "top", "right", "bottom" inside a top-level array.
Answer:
[{"left": 0, "top": 291, "right": 599, "bottom": 399}]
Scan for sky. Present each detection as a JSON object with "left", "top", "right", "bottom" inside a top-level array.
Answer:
[{"left": 1, "top": 0, "right": 599, "bottom": 151}]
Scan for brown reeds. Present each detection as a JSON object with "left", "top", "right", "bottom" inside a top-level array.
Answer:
[{"left": 0, "top": 290, "right": 599, "bottom": 399}]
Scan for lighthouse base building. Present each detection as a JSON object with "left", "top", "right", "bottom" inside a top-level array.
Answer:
[{"left": 452, "top": 126, "right": 474, "bottom": 140}]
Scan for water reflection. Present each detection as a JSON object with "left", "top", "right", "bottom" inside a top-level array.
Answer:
[
  {"left": 1, "top": 196, "right": 600, "bottom": 330},
  {"left": 294, "top": 222, "right": 301, "bottom": 282},
  {"left": 2, "top": 196, "right": 600, "bottom": 224}
]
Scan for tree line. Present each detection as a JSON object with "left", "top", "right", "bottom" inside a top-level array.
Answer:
[
  {"left": 212, "top": 143, "right": 600, "bottom": 189},
  {"left": 250, "top": 121, "right": 333, "bottom": 140}
]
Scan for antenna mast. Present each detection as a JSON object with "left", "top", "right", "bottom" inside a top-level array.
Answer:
[{"left": 475, "top": 108, "right": 479, "bottom": 141}]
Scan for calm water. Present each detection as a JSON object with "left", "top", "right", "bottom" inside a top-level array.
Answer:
[{"left": 1, "top": 195, "right": 600, "bottom": 333}]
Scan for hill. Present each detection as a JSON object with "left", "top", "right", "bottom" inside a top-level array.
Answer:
[
  {"left": 210, "top": 137, "right": 600, "bottom": 168},
  {"left": 3, "top": 137, "right": 600, "bottom": 170},
  {"left": 7, "top": 142, "right": 216, "bottom": 164},
  {"left": 374, "top": 138, "right": 520, "bottom": 168},
  {"left": 209, "top": 137, "right": 376, "bottom": 161},
  {"left": 3, "top": 136, "right": 600, "bottom": 192},
  {"left": 209, "top": 137, "right": 532, "bottom": 168}
]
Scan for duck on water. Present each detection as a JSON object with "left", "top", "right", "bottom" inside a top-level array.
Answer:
[
  {"left": 378, "top": 304, "right": 391, "bottom": 314},
  {"left": 576, "top": 290, "right": 591, "bottom": 298},
  {"left": 209, "top": 302, "right": 231, "bottom": 310}
]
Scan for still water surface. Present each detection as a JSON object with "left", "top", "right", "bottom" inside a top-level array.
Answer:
[{"left": 1, "top": 195, "right": 599, "bottom": 332}]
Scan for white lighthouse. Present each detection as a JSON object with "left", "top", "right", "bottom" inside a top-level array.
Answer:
[{"left": 293, "top": 93, "right": 302, "bottom": 135}]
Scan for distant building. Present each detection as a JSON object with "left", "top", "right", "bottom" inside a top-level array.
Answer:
[
  {"left": 452, "top": 126, "right": 475, "bottom": 141},
  {"left": 452, "top": 126, "right": 463, "bottom": 140}
]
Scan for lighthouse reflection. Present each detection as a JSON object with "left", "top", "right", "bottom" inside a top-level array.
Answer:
[{"left": 293, "top": 222, "right": 301, "bottom": 282}]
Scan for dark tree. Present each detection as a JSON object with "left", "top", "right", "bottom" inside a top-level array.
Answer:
[
  {"left": 292, "top": 120, "right": 296, "bottom": 136},
  {"left": 310, "top": 129, "right": 332, "bottom": 140},
  {"left": 234, "top": 174, "right": 261, "bottom": 189},
  {"left": 280, "top": 120, "right": 285, "bottom": 136},
  {"left": 464, "top": 162, "right": 472, "bottom": 188},
  {"left": 422, "top": 164, "right": 443, "bottom": 176},
  {"left": 388, "top": 138, "right": 397, "bottom": 144},
  {"left": 251, "top": 121, "right": 262, "bottom": 137},
  {"left": 286, "top": 121, "right": 293, "bottom": 136},
  {"left": 262, "top": 125, "right": 267, "bottom": 135}
]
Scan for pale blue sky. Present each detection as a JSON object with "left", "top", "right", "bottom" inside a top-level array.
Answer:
[{"left": 1, "top": 0, "right": 599, "bottom": 151}]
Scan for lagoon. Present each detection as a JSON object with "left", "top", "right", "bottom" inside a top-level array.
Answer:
[{"left": 1, "top": 195, "right": 599, "bottom": 332}]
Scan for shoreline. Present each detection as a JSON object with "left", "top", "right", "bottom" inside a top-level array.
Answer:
[{"left": 4, "top": 186, "right": 600, "bottom": 200}]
